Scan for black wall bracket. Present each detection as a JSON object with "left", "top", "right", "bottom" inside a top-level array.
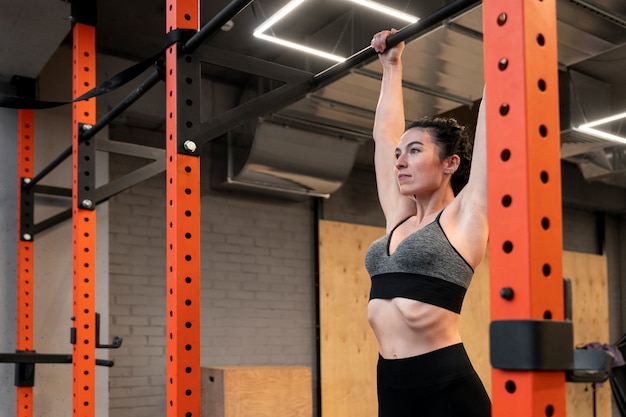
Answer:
[
  {"left": 2, "top": 312, "right": 122, "bottom": 387},
  {"left": 95, "top": 312, "right": 123, "bottom": 349},
  {"left": 0, "top": 351, "right": 114, "bottom": 387},
  {"left": 490, "top": 277, "right": 614, "bottom": 383},
  {"left": 77, "top": 123, "right": 96, "bottom": 210},
  {"left": 490, "top": 319, "right": 575, "bottom": 371}
]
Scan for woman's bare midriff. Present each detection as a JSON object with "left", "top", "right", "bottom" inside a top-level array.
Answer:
[{"left": 368, "top": 297, "right": 462, "bottom": 359}]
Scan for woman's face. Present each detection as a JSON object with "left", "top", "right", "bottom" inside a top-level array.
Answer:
[{"left": 394, "top": 128, "right": 449, "bottom": 197}]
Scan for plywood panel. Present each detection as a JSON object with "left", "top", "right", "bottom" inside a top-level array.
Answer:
[
  {"left": 459, "top": 253, "right": 491, "bottom": 394},
  {"left": 318, "top": 221, "right": 381, "bottom": 417},
  {"left": 201, "top": 366, "right": 312, "bottom": 417},
  {"left": 563, "top": 251, "right": 611, "bottom": 417},
  {"left": 319, "top": 220, "right": 610, "bottom": 417}
]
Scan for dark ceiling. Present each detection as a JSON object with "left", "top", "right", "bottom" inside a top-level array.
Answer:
[
  {"left": 92, "top": 0, "right": 626, "bottom": 101},
  {"left": 2, "top": 0, "right": 626, "bottom": 189},
  {"left": 96, "top": 1, "right": 461, "bottom": 69}
]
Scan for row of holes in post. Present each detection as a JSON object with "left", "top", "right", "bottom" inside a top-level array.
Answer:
[
  {"left": 496, "top": 5, "right": 559, "bottom": 417},
  {"left": 166, "top": 42, "right": 196, "bottom": 417},
  {"left": 75, "top": 214, "right": 95, "bottom": 412},
  {"left": 19, "top": 122, "right": 34, "bottom": 347},
  {"left": 73, "top": 45, "right": 96, "bottom": 413}
]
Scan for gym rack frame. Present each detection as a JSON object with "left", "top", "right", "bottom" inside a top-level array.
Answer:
[{"left": 7, "top": 0, "right": 600, "bottom": 416}]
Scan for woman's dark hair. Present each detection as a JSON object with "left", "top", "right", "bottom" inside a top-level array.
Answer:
[{"left": 407, "top": 116, "right": 472, "bottom": 195}]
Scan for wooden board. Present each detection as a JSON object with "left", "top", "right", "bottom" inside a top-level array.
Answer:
[
  {"left": 201, "top": 366, "right": 312, "bottom": 417},
  {"left": 318, "top": 221, "right": 382, "bottom": 417},
  {"left": 318, "top": 220, "right": 610, "bottom": 417},
  {"left": 563, "top": 251, "right": 611, "bottom": 417}
]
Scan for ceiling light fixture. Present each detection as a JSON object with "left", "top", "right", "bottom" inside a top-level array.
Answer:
[
  {"left": 255, "top": 32, "right": 346, "bottom": 62},
  {"left": 253, "top": 0, "right": 419, "bottom": 62},
  {"left": 575, "top": 111, "right": 626, "bottom": 145},
  {"left": 254, "top": 0, "right": 307, "bottom": 35},
  {"left": 349, "top": 0, "right": 419, "bottom": 23}
]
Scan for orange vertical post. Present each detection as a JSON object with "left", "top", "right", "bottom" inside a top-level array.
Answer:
[
  {"left": 16, "top": 108, "right": 35, "bottom": 417},
  {"left": 165, "top": 1, "right": 202, "bottom": 417},
  {"left": 71, "top": 21, "right": 97, "bottom": 417},
  {"left": 484, "top": 0, "right": 566, "bottom": 416}
]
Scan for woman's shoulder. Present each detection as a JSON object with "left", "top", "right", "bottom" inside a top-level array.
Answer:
[
  {"left": 438, "top": 196, "right": 489, "bottom": 268},
  {"left": 385, "top": 204, "right": 417, "bottom": 233}
]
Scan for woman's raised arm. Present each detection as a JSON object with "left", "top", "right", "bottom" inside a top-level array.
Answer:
[{"left": 371, "top": 30, "right": 415, "bottom": 230}]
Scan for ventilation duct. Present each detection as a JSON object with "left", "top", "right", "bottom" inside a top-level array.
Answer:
[
  {"left": 559, "top": 70, "right": 626, "bottom": 187},
  {"left": 209, "top": 121, "right": 361, "bottom": 199}
]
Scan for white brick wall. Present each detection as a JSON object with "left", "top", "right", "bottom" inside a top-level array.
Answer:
[
  {"left": 109, "top": 164, "right": 167, "bottom": 417},
  {"left": 109, "top": 155, "right": 317, "bottom": 417}
]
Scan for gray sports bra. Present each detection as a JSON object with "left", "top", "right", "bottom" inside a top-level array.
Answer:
[{"left": 365, "top": 210, "right": 474, "bottom": 314}]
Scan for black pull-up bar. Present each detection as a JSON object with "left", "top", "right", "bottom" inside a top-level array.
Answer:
[
  {"left": 24, "top": 70, "right": 162, "bottom": 190},
  {"left": 188, "top": 0, "right": 482, "bottom": 145},
  {"left": 314, "top": 0, "right": 480, "bottom": 87}
]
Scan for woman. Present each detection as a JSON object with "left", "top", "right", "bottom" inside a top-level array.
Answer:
[{"left": 365, "top": 30, "right": 491, "bottom": 416}]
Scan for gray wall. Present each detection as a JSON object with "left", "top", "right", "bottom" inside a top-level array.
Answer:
[
  {"left": 0, "top": 47, "right": 111, "bottom": 417},
  {"left": 0, "top": 106, "right": 18, "bottom": 417},
  {"left": 109, "top": 155, "right": 318, "bottom": 416}
]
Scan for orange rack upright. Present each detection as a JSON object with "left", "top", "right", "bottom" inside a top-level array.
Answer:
[
  {"left": 165, "top": 1, "right": 202, "bottom": 417},
  {"left": 71, "top": 18, "right": 98, "bottom": 417},
  {"left": 484, "top": 0, "right": 569, "bottom": 416}
]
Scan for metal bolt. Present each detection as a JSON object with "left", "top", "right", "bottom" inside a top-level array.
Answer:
[
  {"left": 22, "top": 177, "right": 32, "bottom": 185},
  {"left": 500, "top": 287, "right": 514, "bottom": 301},
  {"left": 22, "top": 233, "right": 32, "bottom": 241},
  {"left": 183, "top": 140, "right": 197, "bottom": 153},
  {"left": 82, "top": 199, "right": 93, "bottom": 209},
  {"left": 82, "top": 124, "right": 93, "bottom": 131}
]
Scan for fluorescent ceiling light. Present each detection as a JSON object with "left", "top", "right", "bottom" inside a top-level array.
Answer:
[
  {"left": 349, "top": 0, "right": 418, "bottom": 23},
  {"left": 254, "top": 0, "right": 307, "bottom": 35},
  {"left": 253, "top": 0, "right": 419, "bottom": 62},
  {"left": 255, "top": 32, "right": 346, "bottom": 62},
  {"left": 575, "top": 111, "right": 626, "bottom": 145}
]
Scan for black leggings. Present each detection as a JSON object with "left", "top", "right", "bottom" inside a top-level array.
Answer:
[{"left": 377, "top": 343, "right": 491, "bottom": 417}]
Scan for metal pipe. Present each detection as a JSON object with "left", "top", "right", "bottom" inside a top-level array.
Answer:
[
  {"left": 25, "top": 70, "right": 161, "bottom": 189},
  {"left": 313, "top": 0, "right": 480, "bottom": 87},
  {"left": 26, "top": 146, "right": 72, "bottom": 188},
  {"left": 183, "top": 0, "right": 254, "bottom": 54},
  {"left": 0, "top": 353, "right": 113, "bottom": 367},
  {"left": 182, "top": 0, "right": 483, "bottom": 145},
  {"left": 82, "top": 70, "right": 161, "bottom": 142}
]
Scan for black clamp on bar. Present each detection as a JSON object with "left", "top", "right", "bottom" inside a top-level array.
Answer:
[
  {"left": 165, "top": 28, "right": 197, "bottom": 52},
  {"left": 490, "top": 319, "right": 575, "bottom": 371}
]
